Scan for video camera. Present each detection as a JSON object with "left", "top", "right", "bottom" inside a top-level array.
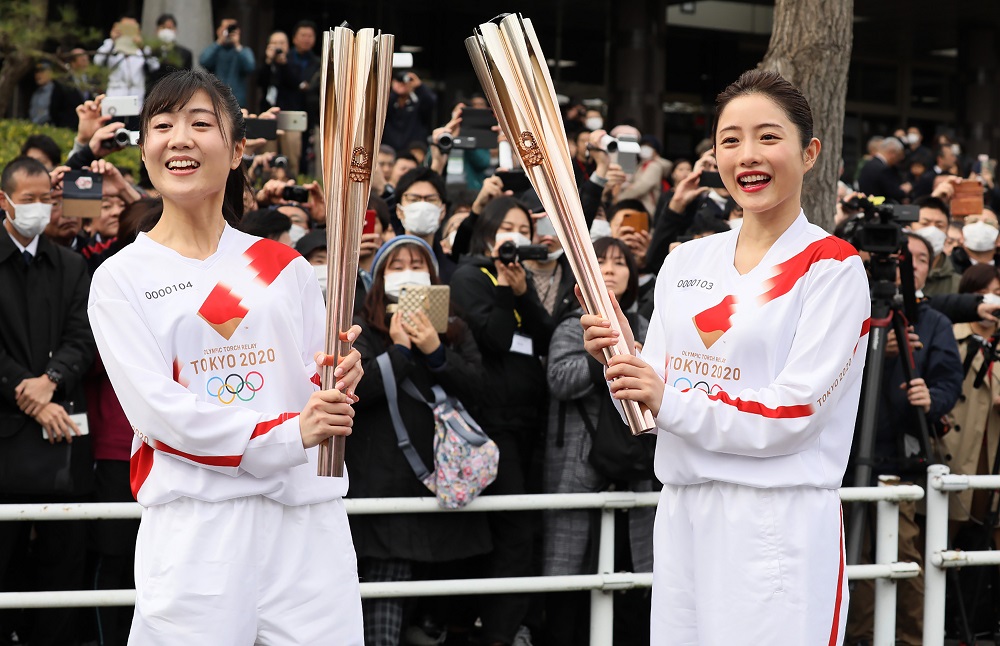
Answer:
[
  {"left": 839, "top": 196, "right": 919, "bottom": 254},
  {"left": 496, "top": 241, "right": 548, "bottom": 265},
  {"left": 599, "top": 134, "right": 641, "bottom": 175}
]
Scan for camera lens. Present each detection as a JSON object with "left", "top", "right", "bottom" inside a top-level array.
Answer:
[
  {"left": 273, "top": 156, "right": 288, "bottom": 169},
  {"left": 437, "top": 132, "right": 454, "bottom": 151},
  {"left": 497, "top": 240, "right": 517, "bottom": 265}
]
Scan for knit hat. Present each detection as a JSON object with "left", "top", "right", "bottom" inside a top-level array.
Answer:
[{"left": 371, "top": 234, "right": 439, "bottom": 278}]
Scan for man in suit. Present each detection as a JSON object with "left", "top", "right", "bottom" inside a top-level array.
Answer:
[
  {"left": 0, "top": 157, "right": 96, "bottom": 645},
  {"left": 146, "top": 13, "right": 194, "bottom": 90},
  {"left": 912, "top": 144, "right": 958, "bottom": 199},
  {"left": 858, "top": 137, "right": 912, "bottom": 203}
]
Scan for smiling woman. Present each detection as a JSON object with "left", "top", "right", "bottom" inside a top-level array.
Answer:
[
  {"left": 580, "top": 69, "right": 871, "bottom": 646},
  {"left": 86, "top": 70, "right": 366, "bottom": 645}
]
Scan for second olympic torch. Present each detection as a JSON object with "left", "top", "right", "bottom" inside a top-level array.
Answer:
[
  {"left": 317, "top": 26, "right": 394, "bottom": 476},
  {"left": 466, "top": 14, "right": 655, "bottom": 435}
]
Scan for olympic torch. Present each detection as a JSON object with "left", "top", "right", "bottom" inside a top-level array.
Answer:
[
  {"left": 466, "top": 14, "right": 655, "bottom": 435},
  {"left": 317, "top": 26, "right": 394, "bottom": 476}
]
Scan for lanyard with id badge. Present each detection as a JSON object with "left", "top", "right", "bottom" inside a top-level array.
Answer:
[{"left": 480, "top": 267, "right": 534, "bottom": 356}]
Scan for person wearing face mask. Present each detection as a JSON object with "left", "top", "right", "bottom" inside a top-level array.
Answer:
[
  {"left": 543, "top": 238, "right": 655, "bottom": 646},
  {"left": 952, "top": 216, "right": 1000, "bottom": 276},
  {"left": 583, "top": 108, "right": 604, "bottom": 133},
  {"left": 911, "top": 196, "right": 962, "bottom": 296},
  {"left": 146, "top": 14, "right": 193, "bottom": 91},
  {"left": 238, "top": 208, "right": 294, "bottom": 246},
  {"left": 346, "top": 235, "right": 490, "bottom": 646},
  {"left": 393, "top": 167, "right": 458, "bottom": 281},
  {"left": 617, "top": 134, "right": 673, "bottom": 215},
  {"left": 520, "top": 192, "right": 578, "bottom": 322},
  {"left": 450, "top": 196, "right": 557, "bottom": 646},
  {"left": 0, "top": 157, "right": 97, "bottom": 645}
]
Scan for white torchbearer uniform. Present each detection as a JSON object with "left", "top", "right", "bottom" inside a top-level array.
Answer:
[
  {"left": 630, "top": 213, "right": 869, "bottom": 645},
  {"left": 88, "top": 226, "right": 363, "bottom": 645}
]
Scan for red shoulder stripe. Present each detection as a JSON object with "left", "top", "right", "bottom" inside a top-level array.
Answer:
[{"left": 759, "top": 236, "right": 858, "bottom": 306}]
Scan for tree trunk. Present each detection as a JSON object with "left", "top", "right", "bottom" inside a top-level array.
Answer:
[{"left": 760, "top": 0, "right": 854, "bottom": 233}]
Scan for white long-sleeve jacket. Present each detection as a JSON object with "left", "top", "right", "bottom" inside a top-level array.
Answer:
[
  {"left": 634, "top": 212, "right": 870, "bottom": 489},
  {"left": 88, "top": 226, "right": 346, "bottom": 506}
]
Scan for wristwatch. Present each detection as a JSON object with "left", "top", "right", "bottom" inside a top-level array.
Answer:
[{"left": 45, "top": 369, "right": 63, "bottom": 386}]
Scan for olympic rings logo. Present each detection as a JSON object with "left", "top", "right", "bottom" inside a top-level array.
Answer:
[
  {"left": 673, "top": 378, "right": 723, "bottom": 395},
  {"left": 207, "top": 372, "right": 265, "bottom": 404}
]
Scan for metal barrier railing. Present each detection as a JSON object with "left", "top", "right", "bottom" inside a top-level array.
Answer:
[
  {"left": 0, "top": 485, "right": 923, "bottom": 645},
  {"left": 923, "top": 464, "right": 1000, "bottom": 646}
]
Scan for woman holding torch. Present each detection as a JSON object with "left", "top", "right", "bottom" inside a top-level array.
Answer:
[
  {"left": 582, "top": 69, "right": 870, "bottom": 645},
  {"left": 88, "top": 70, "right": 365, "bottom": 645}
]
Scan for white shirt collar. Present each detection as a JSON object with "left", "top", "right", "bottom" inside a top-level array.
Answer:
[{"left": 4, "top": 218, "right": 39, "bottom": 256}]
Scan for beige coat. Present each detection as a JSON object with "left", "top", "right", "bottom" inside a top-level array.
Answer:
[{"left": 940, "top": 322, "right": 1000, "bottom": 521}]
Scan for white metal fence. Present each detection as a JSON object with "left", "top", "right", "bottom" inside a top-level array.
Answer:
[{"left": 0, "top": 484, "right": 926, "bottom": 646}]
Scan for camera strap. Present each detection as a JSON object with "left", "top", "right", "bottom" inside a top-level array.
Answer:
[{"left": 480, "top": 267, "right": 522, "bottom": 328}]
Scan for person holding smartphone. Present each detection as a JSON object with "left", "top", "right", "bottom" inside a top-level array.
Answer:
[
  {"left": 582, "top": 69, "right": 870, "bottom": 645},
  {"left": 347, "top": 235, "right": 490, "bottom": 645},
  {"left": 87, "top": 70, "right": 364, "bottom": 644}
]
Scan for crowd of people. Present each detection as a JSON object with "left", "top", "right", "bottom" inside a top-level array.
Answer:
[{"left": 5, "top": 13, "right": 1000, "bottom": 646}]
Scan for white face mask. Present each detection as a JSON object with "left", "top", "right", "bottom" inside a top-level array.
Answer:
[
  {"left": 584, "top": 117, "right": 603, "bottom": 131},
  {"left": 639, "top": 145, "right": 655, "bottom": 161},
  {"left": 494, "top": 231, "right": 532, "bottom": 252},
  {"left": 915, "top": 226, "right": 945, "bottom": 257},
  {"left": 906, "top": 133, "right": 920, "bottom": 146},
  {"left": 158, "top": 29, "right": 177, "bottom": 44},
  {"left": 590, "top": 219, "right": 612, "bottom": 241},
  {"left": 384, "top": 269, "right": 431, "bottom": 299},
  {"left": 3, "top": 193, "right": 52, "bottom": 239},
  {"left": 547, "top": 248, "right": 564, "bottom": 262},
  {"left": 952, "top": 144, "right": 962, "bottom": 157},
  {"left": 963, "top": 222, "right": 999, "bottom": 253},
  {"left": 312, "top": 263, "right": 328, "bottom": 296},
  {"left": 289, "top": 224, "right": 308, "bottom": 245},
  {"left": 400, "top": 201, "right": 442, "bottom": 236}
]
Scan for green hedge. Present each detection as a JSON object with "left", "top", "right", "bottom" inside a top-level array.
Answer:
[{"left": 0, "top": 119, "right": 142, "bottom": 177}]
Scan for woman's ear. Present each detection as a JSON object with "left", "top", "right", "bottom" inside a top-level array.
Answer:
[
  {"left": 232, "top": 138, "right": 247, "bottom": 170},
  {"left": 802, "top": 137, "right": 822, "bottom": 173}
]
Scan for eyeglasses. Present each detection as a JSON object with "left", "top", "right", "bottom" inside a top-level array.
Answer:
[{"left": 401, "top": 192, "right": 442, "bottom": 206}]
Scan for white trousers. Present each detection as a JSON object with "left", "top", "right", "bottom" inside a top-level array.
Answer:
[
  {"left": 651, "top": 482, "right": 847, "bottom": 645},
  {"left": 129, "top": 495, "right": 363, "bottom": 645}
]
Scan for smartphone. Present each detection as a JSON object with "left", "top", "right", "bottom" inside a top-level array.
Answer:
[
  {"left": 617, "top": 209, "right": 649, "bottom": 234},
  {"left": 392, "top": 52, "right": 414, "bottom": 69},
  {"left": 101, "top": 95, "right": 140, "bottom": 118},
  {"left": 245, "top": 118, "right": 278, "bottom": 140},
  {"left": 700, "top": 171, "right": 726, "bottom": 189},
  {"left": 952, "top": 179, "right": 985, "bottom": 218},
  {"left": 453, "top": 108, "right": 498, "bottom": 149},
  {"left": 495, "top": 170, "right": 532, "bottom": 193},
  {"left": 363, "top": 209, "right": 377, "bottom": 235},
  {"left": 276, "top": 111, "right": 307, "bottom": 132},
  {"left": 398, "top": 285, "right": 450, "bottom": 333},
  {"left": 62, "top": 170, "right": 103, "bottom": 218},
  {"left": 281, "top": 185, "right": 310, "bottom": 203},
  {"left": 42, "top": 413, "right": 90, "bottom": 441}
]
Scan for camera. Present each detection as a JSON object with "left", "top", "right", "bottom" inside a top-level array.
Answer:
[
  {"left": 282, "top": 186, "right": 310, "bottom": 203},
  {"left": 496, "top": 241, "right": 549, "bottom": 265},
  {"left": 840, "top": 196, "right": 920, "bottom": 254},
  {"left": 272, "top": 155, "right": 288, "bottom": 169},
  {"left": 434, "top": 131, "right": 454, "bottom": 151},
  {"left": 600, "top": 134, "right": 641, "bottom": 175},
  {"left": 100, "top": 128, "right": 135, "bottom": 150},
  {"left": 274, "top": 48, "right": 284, "bottom": 56}
]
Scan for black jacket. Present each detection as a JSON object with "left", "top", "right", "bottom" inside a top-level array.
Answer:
[
  {"left": 874, "top": 303, "right": 963, "bottom": 467},
  {"left": 857, "top": 156, "right": 907, "bottom": 203},
  {"left": 346, "top": 316, "right": 492, "bottom": 562},
  {"left": 449, "top": 255, "right": 555, "bottom": 433},
  {"left": 0, "top": 231, "right": 95, "bottom": 440},
  {"left": 383, "top": 84, "right": 437, "bottom": 152},
  {"left": 646, "top": 191, "right": 733, "bottom": 275}
]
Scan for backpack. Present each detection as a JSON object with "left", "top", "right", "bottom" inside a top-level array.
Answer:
[{"left": 376, "top": 353, "right": 499, "bottom": 509}]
